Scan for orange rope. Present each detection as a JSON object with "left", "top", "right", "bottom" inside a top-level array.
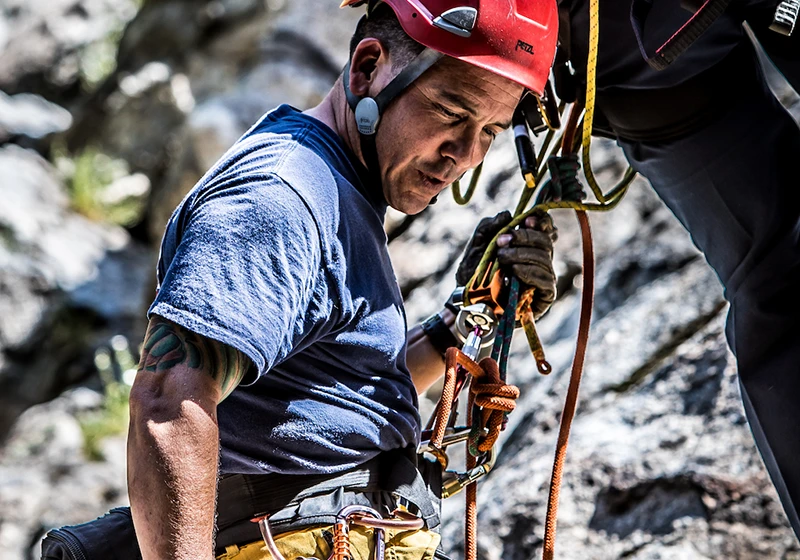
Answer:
[
  {"left": 429, "top": 348, "right": 520, "bottom": 560},
  {"left": 469, "top": 357, "right": 519, "bottom": 453},
  {"left": 541, "top": 211, "right": 594, "bottom": 560},
  {"left": 429, "top": 348, "right": 485, "bottom": 467},
  {"left": 536, "top": 96, "right": 595, "bottom": 560},
  {"left": 464, "top": 357, "right": 519, "bottom": 560},
  {"left": 465, "top": 445, "right": 478, "bottom": 560}
]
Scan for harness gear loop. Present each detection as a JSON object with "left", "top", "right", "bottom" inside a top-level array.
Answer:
[
  {"left": 252, "top": 514, "right": 288, "bottom": 560},
  {"left": 329, "top": 505, "right": 424, "bottom": 560}
]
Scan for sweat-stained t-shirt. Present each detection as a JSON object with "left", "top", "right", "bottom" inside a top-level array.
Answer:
[{"left": 149, "top": 104, "right": 420, "bottom": 476}]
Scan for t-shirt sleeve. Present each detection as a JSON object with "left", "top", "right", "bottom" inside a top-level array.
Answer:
[{"left": 149, "top": 174, "right": 322, "bottom": 384}]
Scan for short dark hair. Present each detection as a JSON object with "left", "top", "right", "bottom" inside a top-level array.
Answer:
[{"left": 349, "top": 3, "right": 425, "bottom": 70}]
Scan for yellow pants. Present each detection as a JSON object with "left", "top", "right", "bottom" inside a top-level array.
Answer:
[{"left": 216, "top": 524, "right": 441, "bottom": 560}]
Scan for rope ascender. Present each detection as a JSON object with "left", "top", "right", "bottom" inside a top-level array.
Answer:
[{"left": 420, "top": 0, "right": 639, "bottom": 555}]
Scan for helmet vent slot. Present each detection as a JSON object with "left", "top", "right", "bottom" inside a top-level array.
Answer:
[{"left": 433, "top": 6, "right": 477, "bottom": 37}]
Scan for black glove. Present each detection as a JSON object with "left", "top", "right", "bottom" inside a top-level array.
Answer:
[
  {"left": 455, "top": 210, "right": 513, "bottom": 286},
  {"left": 456, "top": 210, "right": 558, "bottom": 321},
  {"left": 496, "top": 210, "right": 558, "bottom": 320}
]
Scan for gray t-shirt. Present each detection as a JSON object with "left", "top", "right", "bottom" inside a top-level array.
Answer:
[{"left": 150, "top": 105, "right": 420, "bottom": 475}]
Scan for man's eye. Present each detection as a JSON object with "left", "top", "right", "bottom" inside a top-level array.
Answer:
[
  {"left": 483, "top": 127, "right": 497, "bottom": 139},
  {"left": 439, "top": 106, "right": 461, "bottom": 120}
]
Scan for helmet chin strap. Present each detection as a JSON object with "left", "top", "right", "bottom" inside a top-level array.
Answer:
[{"left": 343, "top": 47, "right": 443, "bottom": 195}]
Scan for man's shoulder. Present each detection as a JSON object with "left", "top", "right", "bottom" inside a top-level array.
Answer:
[
  {"left": 238, "top": 105, "right": 353, "bottom": 179},
  {"left": 228, "top": 109, "right": 351, "bottom": 202}
]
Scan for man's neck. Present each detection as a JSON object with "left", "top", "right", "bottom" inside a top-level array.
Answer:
[{"left": 305, "top": 82, "right": 365, "bottom": 168}]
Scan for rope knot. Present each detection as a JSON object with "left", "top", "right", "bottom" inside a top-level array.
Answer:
[
  {"left": 468, "top": 357, "right": 520, "bottom": 455},
  {"left": 539, "top": 154, "right": 586, "bottom": 203}
]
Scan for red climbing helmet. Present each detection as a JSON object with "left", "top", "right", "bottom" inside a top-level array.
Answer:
[{"left": 341, "top": 0, "right": 558, "bottom": 97}]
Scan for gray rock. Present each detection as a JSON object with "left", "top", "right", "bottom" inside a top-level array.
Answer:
[
  {"left": 0, "top": 392, "right": 128, "bottom": 560},
  {"left": 66, "top": 0, "right": 359, "bottom": 241},
  {"left": 0, "top": 145, "right": 152, "bottom": 440},
  {"left": 0, "top": 0, "right": 138, "bottom": 100},
  {"left": 0, "top": 91, "right": 73, "bottom": 142}
]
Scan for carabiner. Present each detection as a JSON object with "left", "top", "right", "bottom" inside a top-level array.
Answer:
[{"left": 440, "top": 446, "right": 498, "bottom": 499}]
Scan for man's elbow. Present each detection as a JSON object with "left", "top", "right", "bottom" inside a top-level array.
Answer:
[{"left": 128, "top": 367, "right": 219, "bottom": 433}]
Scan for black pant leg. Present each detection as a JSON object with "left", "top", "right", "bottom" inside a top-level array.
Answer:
[{"left": 617, "top": 42, "right": 800, "bottom": 539}]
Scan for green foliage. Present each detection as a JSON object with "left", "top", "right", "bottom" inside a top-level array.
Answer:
[
  {"left": 78, "top": 28, "right": 123, "bottom": 92},
  {"left": 77, "top": 0, "right": 146, "bottom": 93},
  {"left": 52, "top": 143, "right": 148, "bottom": 227},
  {"left": 78, "top": 380, "right": 131, "bottom": 462},
  {"left": 78, "top": 337, "right": 138, "bottom": 462}
]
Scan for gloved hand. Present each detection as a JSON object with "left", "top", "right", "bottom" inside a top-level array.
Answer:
[
  {"left": 456, "top": 210, "right": 558, "bottom": 320},
  {"left": 455, "top": 210, "right": 513, "bottom": 286},
  {"left": 497, "top": 210, "right": 557, "bottom": 319}
]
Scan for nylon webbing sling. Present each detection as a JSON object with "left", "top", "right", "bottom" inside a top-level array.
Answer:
[{"left": 630, "top": 0, "right": 733, "bottom": 70}]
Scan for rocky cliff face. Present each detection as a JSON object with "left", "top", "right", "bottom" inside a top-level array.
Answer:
[{"left": 1, "top": 1, "right": 799, "bottom": 559}]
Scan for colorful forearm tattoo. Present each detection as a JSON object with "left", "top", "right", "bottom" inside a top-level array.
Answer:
[{"left": 140, "top": 316, "right": 251, "bottom": 401}]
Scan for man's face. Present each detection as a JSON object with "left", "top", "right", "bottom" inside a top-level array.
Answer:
[{"left": 375, "top": 57, "right": 524, "bottom": 215}]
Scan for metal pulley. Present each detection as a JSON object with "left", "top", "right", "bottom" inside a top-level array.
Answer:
[{"left": 455, "top": 303, "right": 497, "bottom": 358}]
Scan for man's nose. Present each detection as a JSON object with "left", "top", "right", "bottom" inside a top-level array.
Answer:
[{"left": 440, "top": 127, "right": 483, "bottom": 170}]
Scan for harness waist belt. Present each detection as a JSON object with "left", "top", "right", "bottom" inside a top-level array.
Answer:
[{"left": 215, "top": 449, "right": 442, "bottom": 555}]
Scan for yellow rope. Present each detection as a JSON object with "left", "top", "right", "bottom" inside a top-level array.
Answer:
[
  {"left": 581, "top": 0, "right": 606, "bottom": 203},
  {"left": 456, "top": 0, "right": 639, "bottom": 555}
]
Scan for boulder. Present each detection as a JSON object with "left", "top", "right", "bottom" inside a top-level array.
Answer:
[
  {"left": 0, "top": 0, "right": 139, "bottom": 102},
  {"left": 0, "top": 145, "right": 152, "bottom": 441},
  {"left": 0, "top": 388, "right": 127, "bottom": 560}
]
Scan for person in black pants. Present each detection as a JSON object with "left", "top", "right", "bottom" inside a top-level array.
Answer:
[{"left": 561, "top": 0, "right": 800, "bottom": 539}]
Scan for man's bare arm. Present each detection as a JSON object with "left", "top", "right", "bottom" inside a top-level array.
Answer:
[
  {"left": 406, "top": 308, "right": 456, "bottom": 394},
  {"left": 127, "top": 315, "right": 251, "bottom": 560}
]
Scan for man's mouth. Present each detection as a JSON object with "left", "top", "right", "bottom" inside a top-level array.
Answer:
[{"left": 417, "top": 170, "right": 446, "bottom": 190}]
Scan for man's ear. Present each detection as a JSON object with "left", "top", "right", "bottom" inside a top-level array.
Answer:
[{"left": 349, "top": 38, "right": 388, "bottom": 97}]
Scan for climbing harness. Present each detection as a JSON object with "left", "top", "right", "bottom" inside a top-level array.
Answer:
[{"left": 251, "top": 505, "right": 425, "bottom": 560}]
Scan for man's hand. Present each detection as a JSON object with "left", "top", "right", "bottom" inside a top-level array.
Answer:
[
  {"left": 496, "top": 210, "right": 557, "bottom": 319},
  {"left": 456, "top": 209, "right": 558, "bottom": 320},
  {"left": 455, "top": 210, "right": 513, "bottom": 286}
]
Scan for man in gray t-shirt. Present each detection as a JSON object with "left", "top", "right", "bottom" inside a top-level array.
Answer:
[{"left": 127, "top": 2, "right": 561, "bottom": 558}]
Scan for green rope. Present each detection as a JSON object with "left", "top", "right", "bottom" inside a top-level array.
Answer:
[{"left": 452, "top": 162, "right": 484, "bottom": 205}]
